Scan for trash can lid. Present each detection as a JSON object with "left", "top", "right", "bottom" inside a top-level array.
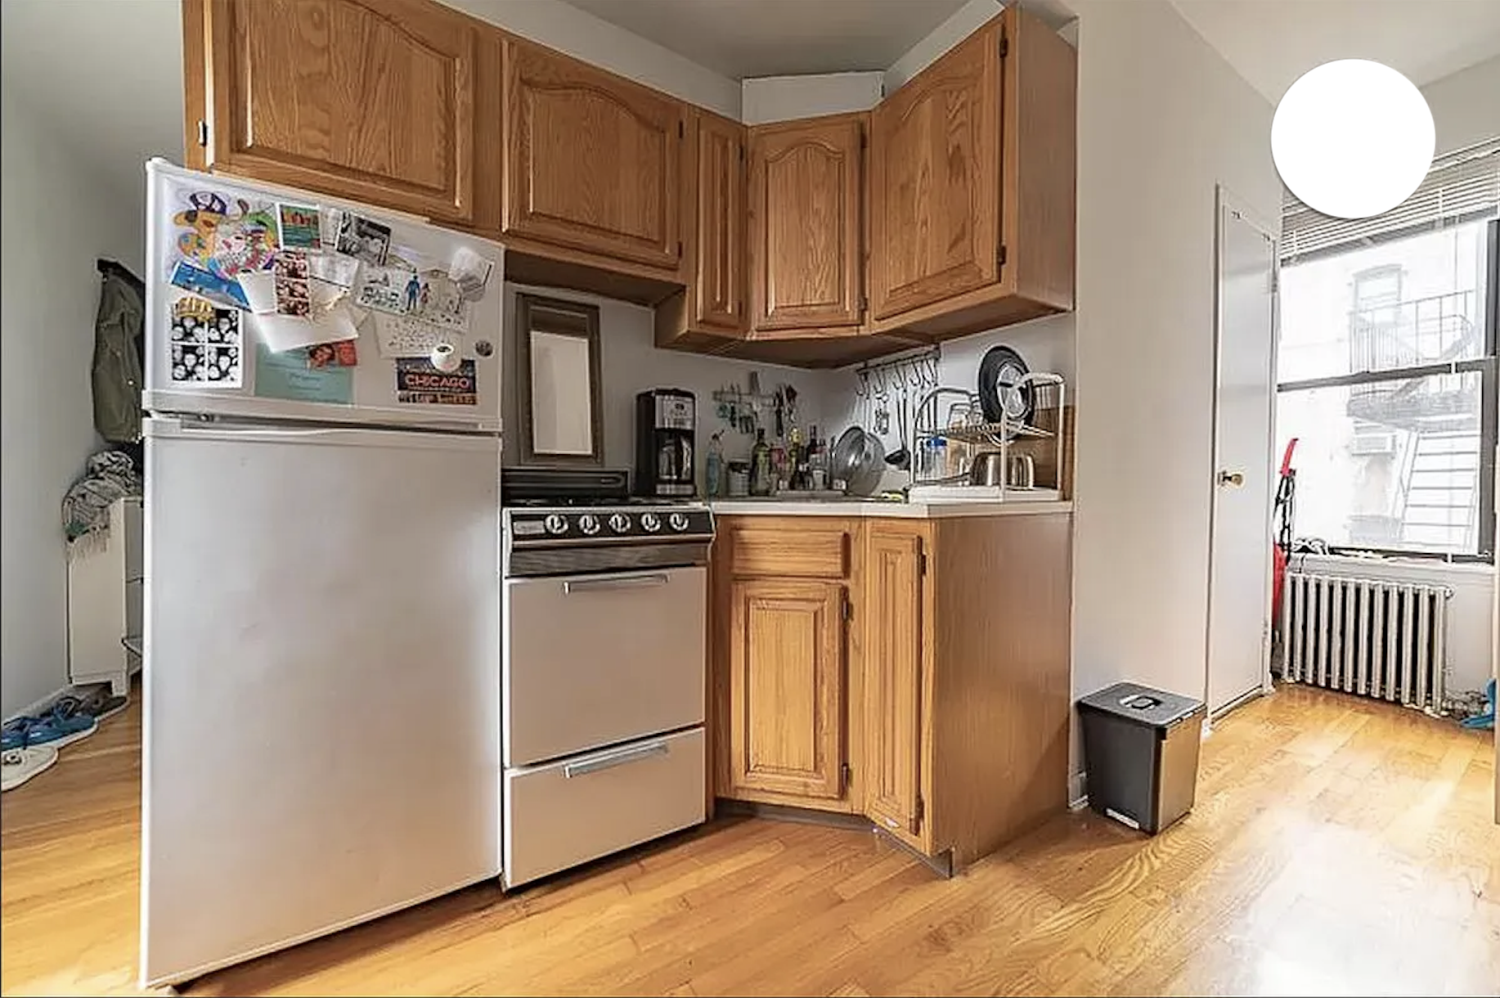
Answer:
[{"left": 1077, "top": 682, "right": 1204, "bottom": 729}]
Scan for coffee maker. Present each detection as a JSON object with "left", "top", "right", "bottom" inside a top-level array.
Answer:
[{"left": 635, "top": 389, "right": 696, "bottom": 498}]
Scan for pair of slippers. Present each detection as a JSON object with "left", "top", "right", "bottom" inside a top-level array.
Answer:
[
  {"left": 1, "top": 746, "right": 58, "bottom": 792},
  {"left": 0, "top": 687, "right": 129, "bottom": 791}
]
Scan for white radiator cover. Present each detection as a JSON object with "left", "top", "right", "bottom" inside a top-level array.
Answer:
[{"left": 1281, "top": 568, "right": 1453, "bottom": 712}]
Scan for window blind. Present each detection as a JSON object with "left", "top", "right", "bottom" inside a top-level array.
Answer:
[{"left": 1281, "top": 138, "right": 1500, "bottom": 263}]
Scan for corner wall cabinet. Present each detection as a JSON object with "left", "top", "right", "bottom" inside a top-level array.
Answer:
[{"left": 868, "top": 6, "right": 1076, "bottom": 340}]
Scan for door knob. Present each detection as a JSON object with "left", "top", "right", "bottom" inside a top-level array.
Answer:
[{"left": 1217, "top": 470, "right": 1245, "bottom": 487}]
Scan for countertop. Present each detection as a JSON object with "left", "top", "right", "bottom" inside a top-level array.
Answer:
[{"left": 708, "top": 498, "right": 1073, "bottom": 519}]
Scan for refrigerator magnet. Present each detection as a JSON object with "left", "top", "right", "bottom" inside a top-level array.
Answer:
[
  {"left": 334, "top": 212, "right": 391, "bottom": 266},
  {"left": 272, "top": 250, "right": 312, "bottom": 317},
  {"left": 354, "top": 264, "right": 411, "bottom": 315},
  {"left": 169, "top": 260, "right": 249, "bottom": 311},
  {"left": 395, "top": 357, "right": 477, "bottom": 406},
  {"left": 276, "top": 204, "right": 321, "bottom": 249},
  {"left": 448, "top": 246, "right": 495, "bottom": 302},
  {"left": 169, "top": 295, "right": 242, "bottom": 387},
  {"left": 306, "top": 340, "right": 358, "bottom": 369}
]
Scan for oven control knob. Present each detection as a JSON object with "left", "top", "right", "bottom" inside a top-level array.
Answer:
[
  {"left": 578, "top": 514, "right": 601, "bottom": 535},
  {"left": 640, "top": 512, "right": 662, "bottom": 533},
  {"left": 608, "top": 512, "right": 631, "bottom": 534},
  {"left": 543, "top": 513, "right": 567, "bottom": 536},
  {"left": 668, "top": 512, "right": 691, "bottom": 532}
]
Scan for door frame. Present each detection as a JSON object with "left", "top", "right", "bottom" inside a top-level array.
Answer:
[{"left": 1203, "top": 184, "right": 1281, "bottom": 723}]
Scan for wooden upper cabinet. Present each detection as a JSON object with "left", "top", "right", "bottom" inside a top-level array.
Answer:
[
  {"left": 748, "top": 115, "right": 865, "bottom": 332},
  {"left": 728, "top": 579, "right": 846, "bottom": 801},
  {"left": 869, "top": 7, "right": 1076, "bottom": 340},
  {"left": 503, "top": 38, "right": 686, "bottom": 271},
  {"left": 869, "top": 19, "right": 1000, "bottom": 320},
  {"left": 197, "top": 0, "right": 487, "bottom": 223},
  {"left": 692, "top": 112, "right": 749, "bottom": 333},
  {"left": 864, "top": 525, "right": 926, "bottom": 840}
]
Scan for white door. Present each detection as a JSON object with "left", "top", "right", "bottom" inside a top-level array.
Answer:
[
  {"left": 141, "top": 417, "right": 501, "bottom": 986},
  {"left": 1206, "top": 190, "right": 1278, "bottom": 715}
]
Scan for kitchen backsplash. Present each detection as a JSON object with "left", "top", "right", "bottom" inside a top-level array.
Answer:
[{"left": 503, "top": 282, "right": 1077, "bottom": 493}]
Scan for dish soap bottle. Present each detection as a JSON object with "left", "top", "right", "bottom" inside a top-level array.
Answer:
[
  {"left": 750, "top": 428, "right": 772, "bottom": 496},
  {"left": 705, "top": 432, "right": 724, "bottom": 498}
]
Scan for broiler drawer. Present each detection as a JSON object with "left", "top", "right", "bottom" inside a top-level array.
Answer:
[{"left": 502, "top": 727, "right": 705, "bottom": 888}]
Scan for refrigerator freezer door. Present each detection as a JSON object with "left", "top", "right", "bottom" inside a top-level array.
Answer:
[
  {"left": 144, "top": 160, "right": 502, "bottom": 432},
  {"left": 139, "top": 417, "right": 500, "bottom": 986}
]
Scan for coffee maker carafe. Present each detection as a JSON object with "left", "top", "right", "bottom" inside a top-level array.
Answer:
[{"left": 635, "top": 389, "right": 696, "bottom": 497}]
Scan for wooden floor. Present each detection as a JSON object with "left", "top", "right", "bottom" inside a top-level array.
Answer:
[{"left": 2, "top": 685, "right": 1495, "bottom": 997}]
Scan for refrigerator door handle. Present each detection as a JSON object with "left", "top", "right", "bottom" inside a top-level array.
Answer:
[{"left": 143, "top": 417, "right": 498, "bottom": 451}]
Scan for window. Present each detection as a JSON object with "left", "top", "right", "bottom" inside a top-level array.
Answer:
[{"left": 1275, "top": 215, "right": 1497, "bottom": 561}]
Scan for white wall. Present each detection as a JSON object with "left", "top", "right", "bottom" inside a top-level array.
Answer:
[
  {"left": 442, "top": 0, "right": 741, "bottom": 118},
  {"left": 503, "top": 284, "right": 835, "bottom": 482},
  {"left": 741, "top": 73, "right": 884, "bottom": 125},
  {"left": 1, "top": 92, "right": 143, "bottom": 717},
  {"left": 818, "top": 312, "right": 1076, "bottom": 465},
  {"left": 886, "top": 0, "right": 1004, "bottom": 91},
  {"left": 1422, "top": 55, "right": 1500, "bottom": 157},
  {"left": 820, "top": 0, "right": 1283, "bottom": 797},
  {"left": 1067, "top": 0, "right": 1280, "bottom": 784}
]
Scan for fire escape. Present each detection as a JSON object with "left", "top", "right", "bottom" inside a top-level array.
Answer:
[{"left": 1344, "top": 286, "right": 1483, "bottom": 551}]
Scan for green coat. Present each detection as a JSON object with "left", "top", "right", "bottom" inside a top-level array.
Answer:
[{"left": 92, "top": 266, "right": 145, "bottom": 444}]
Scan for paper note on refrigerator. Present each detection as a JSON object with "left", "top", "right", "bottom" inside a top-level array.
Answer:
[
  {"left": 371, "top": 312, "right": 464, "bottom": 358},
  {"left": 250, "top": 303, "right": 361, "bottom": 353},
  {"left": 253, "top": 343, "right": 352, "bottom": 405}
]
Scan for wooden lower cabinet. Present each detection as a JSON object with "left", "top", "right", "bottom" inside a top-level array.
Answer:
[
  {"left": 713, "top": 513, "right": 1072, "bottom": 871},
  {"left": 863, "top": 523, "right": 929, "bottom": 848},
  {"left": 727, "top": 579, "right": 847, "bottom": 803}
]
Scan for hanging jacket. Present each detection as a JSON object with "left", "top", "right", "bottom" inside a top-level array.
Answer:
[{"left": 92, "top": 261, "right": 145, "bottom": 444}]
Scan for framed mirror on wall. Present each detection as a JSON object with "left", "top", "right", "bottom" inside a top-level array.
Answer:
[{"left": 516, "top": 293, "right": 604, "bottom": 466}]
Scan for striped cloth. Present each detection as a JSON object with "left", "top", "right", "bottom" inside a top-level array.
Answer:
[{"left": 61, "top": 450, "right": 140, "bottom": 558}]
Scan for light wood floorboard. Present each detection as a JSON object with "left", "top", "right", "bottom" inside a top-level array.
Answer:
[{"left": 2, "top": 685, "right": 1495, "bottom": 996}]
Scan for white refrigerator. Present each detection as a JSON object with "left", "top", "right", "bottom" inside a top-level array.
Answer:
[{"left": 140, "top": 161, "right": 502, "bottom": 987}]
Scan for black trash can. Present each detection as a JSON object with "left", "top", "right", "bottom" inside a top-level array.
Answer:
[{"left": 1078, "top": 682, "right": 1205, "bottom": 833}]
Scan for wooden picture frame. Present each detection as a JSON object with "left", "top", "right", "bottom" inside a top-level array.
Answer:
[{"left": 515, "top": 293, "right": 604, "bottom": 466}]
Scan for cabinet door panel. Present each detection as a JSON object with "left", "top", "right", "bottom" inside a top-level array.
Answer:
[
  {"left": 865, "top": 527, "right": 924, "bottom": 835},
  {"left": 205, "top": 0, "right": 478, "bottom": 222},
  {"left": 504, "top": 40, "right": 684, "bottom": 270},
  {"left": 693, "top": 113, "right": 748, "bottom": 332},
  {"left": 749, "top": 117, "right": 864, "bottom": 331},
  {"left": 729, "top": 580, "right": 845, "bottom": 800},
  {"left": 870, "top": 21, "right": 1001, "bottom": 319}
]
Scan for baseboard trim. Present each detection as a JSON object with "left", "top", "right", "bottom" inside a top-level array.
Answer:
[
  {"left": 714, "top": 798, "right": 871, "bottom": 831},
  {"left": 716, "top": 798, "right": 955, "bottom": 878},
  {"left": 4, "top": 685, "right": 70, "bottom": 725},
  {"left": 1068, "top": 771, "right": 1087, "bottom": 808}
]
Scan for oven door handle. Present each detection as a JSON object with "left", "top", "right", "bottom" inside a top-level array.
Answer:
[
  {"left": 563, "top": 740, "right": 670, "bottom": 778},
  {"left": 562, "top": 572, "right": 671, "bottom": 594}
]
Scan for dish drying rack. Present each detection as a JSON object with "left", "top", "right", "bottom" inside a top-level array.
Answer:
[{"left": 910, "top": 373, "right": 1066, "bottom": 499}]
